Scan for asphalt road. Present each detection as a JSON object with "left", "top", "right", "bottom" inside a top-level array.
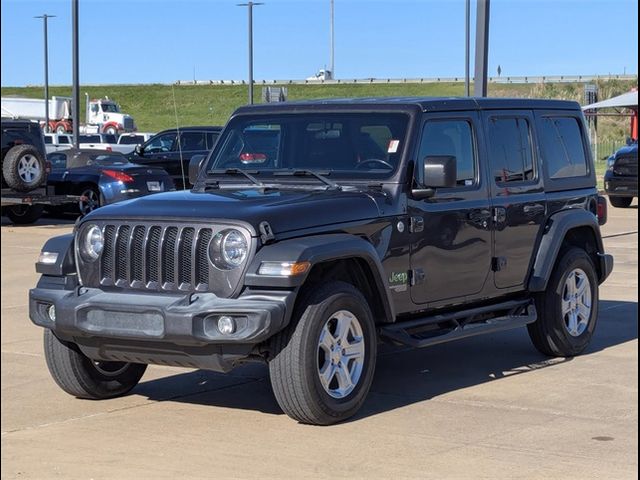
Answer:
[{"left": 1, "top": 200, "right": 637, "bottom": 479}]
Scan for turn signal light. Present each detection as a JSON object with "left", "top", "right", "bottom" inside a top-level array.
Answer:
[{"left": 258, "top": 261, "right": 311, "bottom": 276}]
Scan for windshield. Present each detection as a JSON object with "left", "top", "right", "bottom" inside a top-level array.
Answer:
[
  {"left": 100, "top": 103, "right": 120, "bottom": 113},
  {"left": 206, "top": 113, "right": 409, "bottom": 180},
  {"left": 118, "top": 135, "right": 144, "bottom": 144}
]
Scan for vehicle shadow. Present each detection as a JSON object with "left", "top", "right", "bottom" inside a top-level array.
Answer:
[
  {"left": 0, "top": 213, "right": 76, "bottom": 228},
  {"left": 133, "top": 299, "right": 638, "bottom": 421}
]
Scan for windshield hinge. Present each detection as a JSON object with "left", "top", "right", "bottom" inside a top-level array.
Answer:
[{"left": 259, "top": 221, "right": 275, "bottom": 244}]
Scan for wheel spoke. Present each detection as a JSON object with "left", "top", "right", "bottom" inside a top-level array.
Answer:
[
  {"left": 342, "top": 339, "right": 364, "bottom": 360},
  {"left": 319, "top": 325, "right": 334, "bottom": 352},
  {"left": 318, "top": 363, "right": 336, "bottom": 390},
  {"left": 561, "top": 300, "right": 572, "bottom": 316},
  {"left": 567, "top": 311, "right": 579, "bottom": 335},
  {"left": 335, "top": 362, "right": 354, "bottom": 392},
  {"left": 333, "top": 311, "right": 353, "bottom": 343},
  {"left": 576, "top": 304, "right": 590, "bottom": 321},
  {"left": 576, "top": 275, "right": 588, "bottom": 297}
]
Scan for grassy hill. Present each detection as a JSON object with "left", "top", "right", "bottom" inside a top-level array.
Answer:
[{"left": 2, "top": 78, "right": 636, "bottom": 160}]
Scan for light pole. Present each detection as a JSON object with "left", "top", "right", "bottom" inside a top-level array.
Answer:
[
  {"left": 473, "top": 0, "right": 491, "bottom": 97},
  {"left": 330, "top": 0, "right": 334, "bottom": 78},
  {"left": 34, "top": 14, "right": 56, "bottom": 132},
  {"left": 72, "top": 0, "right": 80, "bottom": 147},
  {"left": 237, "top": 2, "right": 264, "bottom": 105},
  {"left": 464, "top": 0, "right": 470, "bottom": 96}
]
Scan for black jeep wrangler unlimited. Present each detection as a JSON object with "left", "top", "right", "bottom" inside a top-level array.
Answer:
[{"left": 30, "top": 98, "right": 613, "bottom": 425}]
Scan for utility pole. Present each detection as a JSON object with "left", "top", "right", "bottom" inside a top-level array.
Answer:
[
  {"left": 237, "top": 2, "right": 264, "bottom": 105},
  {"left": 464, "top": 0, "right": 470, "bottom": 96},
  {"left": 71, "top": 0, "right": 80, "bottom": 147},
  {"left": 34, "top": 14, "right": 56, "bottom": 132},
  {"left": 330, "top": 0, "right": 335, "bottom": 78},
  {"left": 473, "top": 0, "right": 490, "bottom": 97}
]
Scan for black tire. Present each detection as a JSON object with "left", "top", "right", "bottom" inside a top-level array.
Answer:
[
  {"left": 527, "top": 247, "right": 599, "bottom": 357},
  {"left": 269, "top": 281, "right": 377, "bottom": 425},
  {"left": 78, "top": 185, "right": 102, "bottom": 215},
  {"left": 2, "top": 144, "right": 46, "bottom": 191},
  {"left": 44, "top": 329, "right": 147, "bottom": 399},
  {"left": 5, "top": 204, "right": 44, "bottom": 224},
  {"left": 609, "top": 196, "right": 633, "bottom": 208}
]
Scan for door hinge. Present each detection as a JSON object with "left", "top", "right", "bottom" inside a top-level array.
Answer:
[
  {"left": 492, "top": 256, "right": 507, "bottom": 272},
  {"left": 409, "top": 216, "right": 424, "bottom": 233}
]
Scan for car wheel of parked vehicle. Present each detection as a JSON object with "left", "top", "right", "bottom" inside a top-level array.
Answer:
[
  {"left": 55, "top": 125, "right": 67, "bottom": 134},
  {"left": 5, "top": 204, "right": 44, "bottom": 224},
  {"left": 78, "top": 186, "right": 102, "bottom": 215},
  {"left": 44, "top": 329, "right": 147, "bottom": 399},
  {"left": 527, "top": 247, "right": 598, "bottom": 357},
  {"left": 269, "top": 281, "right": 377, "bottom": 425},
  {"left": 2, "top": 144, "right": 46, "bottom": 192},
  {"left": 104, "top": 126, "right": 118, "bottom": 136},
  {"left": 608, "top": 196, "right": 633, "bottom": 208}
]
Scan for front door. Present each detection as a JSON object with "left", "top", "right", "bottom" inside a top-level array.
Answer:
[
  {"left": 409, "top": 112, "right": 493, "bottom": 305},
  {"left": 482, "top": 111, "right": 546, "bottom": 289}
]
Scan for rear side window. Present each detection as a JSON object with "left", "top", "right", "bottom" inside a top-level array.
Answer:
[
  {"left": 539, "top": 117, "right": 588, "bottom": 179},
  {"left": 44, "top": 136, "right": 52, "bottom": 144},
  {"left": 179, "top": 132, "right": 206, "bottom": 151},
  {"left": 58, "top": 136, "right": 70, "bottom": 144},
  {"left": 488, "top": 117, "right": 534, "bottom": 183}
]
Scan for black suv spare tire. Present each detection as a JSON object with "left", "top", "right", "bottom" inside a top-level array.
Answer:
[{"left": 2, "top": 144, "right": 46, "bottom": 192}]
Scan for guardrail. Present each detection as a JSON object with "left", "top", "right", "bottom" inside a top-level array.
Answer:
[{"left": 175, "top": 74, "right": 637, "bottom": 86}]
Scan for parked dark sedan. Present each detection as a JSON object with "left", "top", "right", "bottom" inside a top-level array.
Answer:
[
  {"left": 47, "top": 149, "right": 175, "bottom": 215},
  {"left": 128, "top": 126, "right": 222, "bottom": 189},
  {"left": 604, "top": 142, "right": 638, "bottom": 208}
]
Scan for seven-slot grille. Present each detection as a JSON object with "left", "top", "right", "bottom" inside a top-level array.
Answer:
[
  {"left": 100, "top": 224, "right": 213, "bottom": 292},
  {"left": 123, "top": 117, "right": 135, "bottom": 130}
]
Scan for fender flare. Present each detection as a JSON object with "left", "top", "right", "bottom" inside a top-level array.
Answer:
[
  {"left": 245, "top": 233, "right": 395, "bottom": 322},
  {"left": 101, "top": 122, "right": 121, "bottom": 133},
  {"left": 528, "top": 209, "right": 611, "bottom": 291},
  {"left": 35, "top": 233, "right": 75, "bottom": 276}
]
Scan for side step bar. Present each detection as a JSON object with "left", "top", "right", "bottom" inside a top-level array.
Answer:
[{"left": 380, "top": 299, "right": 536, "bottom": 349}]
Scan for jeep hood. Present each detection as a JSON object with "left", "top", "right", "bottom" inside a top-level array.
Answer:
[{"left": 84, "top": 188, "right": 383, "bottom": 235}]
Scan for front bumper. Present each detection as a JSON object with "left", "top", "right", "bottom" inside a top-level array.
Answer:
[
  {"left": 30, "top": 278, "right": 295, "bottom": 372},
  {"left": 604, "top": 172, "right": 638, "bottom": 197}
]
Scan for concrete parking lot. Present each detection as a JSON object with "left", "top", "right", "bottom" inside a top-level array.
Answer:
[{"left": 1, "top": 201, "right": 637, "bottom": 480}]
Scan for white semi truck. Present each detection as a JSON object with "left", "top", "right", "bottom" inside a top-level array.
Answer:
[{"left": 1, "top": 95, "right": 136, "bottom": 136}]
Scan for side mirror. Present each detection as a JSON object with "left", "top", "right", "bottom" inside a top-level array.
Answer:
[
  {"left": 134, "top": 145, "right": 144, "bottom": 156},
  {"left": 189, "top": 154, "right": 207, "bottom": 186},
  {"left": 411, "top": 155, "right": 457, "bottom": 199}
]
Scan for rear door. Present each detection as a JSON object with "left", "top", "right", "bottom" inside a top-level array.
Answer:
[{"left": 482, "top": 110, "right": 546, "bottom": 289}]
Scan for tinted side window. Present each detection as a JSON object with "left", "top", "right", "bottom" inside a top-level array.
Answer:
[
  {"left": 206, "top": 132, "right": 220, "bottom": 150},
  {"left": 488, "top": 117, "right": 534, "bottom": 183},
  {"left": 539, "top": 117, "right": 588, "bottom": 179},
  {"left": 418, "top": 120, "right": 476, "bottom": 186},
  {"left": 145, "top": 133, "right": 177, "bottom": 153},
  {"left": 179, "top": 132, "right": 206, "bottom": 151},
  {"left": 48, "top": 153, "right": 67, "bottom": 169}
]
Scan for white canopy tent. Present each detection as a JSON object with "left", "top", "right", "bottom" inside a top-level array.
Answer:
[{"left": 583, "top": 90, "right": 638, "bottom": 111}]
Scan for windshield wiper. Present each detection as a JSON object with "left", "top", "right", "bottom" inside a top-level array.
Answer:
[
  {"left": 209, "top": 168, "right": 265, "bottom": 187},
  {"left": 273, "top": 169, "right": 340, "bottom": 190}
]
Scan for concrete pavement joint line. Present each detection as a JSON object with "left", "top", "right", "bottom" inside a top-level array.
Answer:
[
  {"left": 0, "top": 304, "right": 28, "bottom": 309},
  {"left": 602, "top": 231, "right": 638, "bottom": 239},
  {"left": 1, "top": 377, "right": 262, "bottom": 436}
]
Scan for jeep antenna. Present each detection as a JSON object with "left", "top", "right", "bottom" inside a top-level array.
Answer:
[{"left": 171, "top": 84, "right": 187, "bottom": 190}]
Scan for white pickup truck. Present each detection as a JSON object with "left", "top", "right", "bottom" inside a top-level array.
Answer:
[
  {"left": 44, "top": 133, "right": 73, "bottom": 154},
  {"left": 113, "top": 132, "right": 155, "bottom": 154}
]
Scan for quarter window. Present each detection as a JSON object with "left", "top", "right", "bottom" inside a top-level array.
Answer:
[
  {"left": 488, "top": 117, "right": 534, "bottom": 183},
  {"left": 418, "top": 120, "right": 477, "bottom": 186},
  {"left": 539, "top": 117, "right": 589, "bottom": 179}
]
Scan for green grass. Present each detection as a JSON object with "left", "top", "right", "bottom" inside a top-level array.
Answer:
[{"left": 2, "top": 79, "right": 636, "bottom": 135}]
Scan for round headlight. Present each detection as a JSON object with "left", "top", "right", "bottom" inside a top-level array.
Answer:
[
  {"left": 211, "top": 229, "right": 248, "bottom": 270},
  {"left": 81, "top": 224, "right": 104, "bottom": 261}
]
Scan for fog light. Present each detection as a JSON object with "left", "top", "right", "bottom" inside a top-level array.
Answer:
[
  {"left": 47, "top": 304, "right": 56, "bottom": 322},
  {"left": 217, "top": 316, "right": 236, "bottom": 335}
]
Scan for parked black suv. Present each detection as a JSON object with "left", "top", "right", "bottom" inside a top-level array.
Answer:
[
  {"left": 30, "top": 98, "right": 613, "bottom": 425},
  {"left": 604, "top": 142, "right": 637, "bottom": 208},
  {"left": 128, "top": 126, "right": 222, "bottom": 189}
]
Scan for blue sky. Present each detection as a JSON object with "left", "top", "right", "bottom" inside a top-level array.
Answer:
[{"left": 1, "top": 0, "right": 638, "bottom": 86}]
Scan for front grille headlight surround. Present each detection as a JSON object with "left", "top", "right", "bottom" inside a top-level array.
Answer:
[
  {"left": 210, "top": 228, "right": 249, "bottom": 270},
  {"left": 79, "top": 224, "right": 104, "bottom": 262}
]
